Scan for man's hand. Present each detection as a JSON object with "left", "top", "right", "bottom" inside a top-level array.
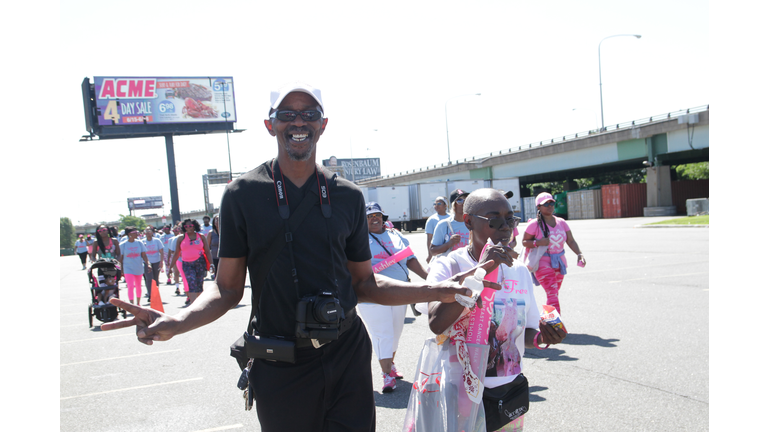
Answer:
[
  {"left": 429, "top": 260, "right": 502, "bottom": 303},
  {"left": 101, "top": 298, "right": 181, "bottom": 345},
  {"left": 539, "top": 319, "right": 567, "bottom": 345}
]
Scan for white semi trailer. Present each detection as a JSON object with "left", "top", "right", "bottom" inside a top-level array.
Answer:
[{"left": 356, "top": 178, "right": 521, "bottom": 231}]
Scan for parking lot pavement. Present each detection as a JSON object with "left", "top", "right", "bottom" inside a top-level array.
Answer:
[{"left": 59, "top": 216, "right": 709, "bottom": 431}]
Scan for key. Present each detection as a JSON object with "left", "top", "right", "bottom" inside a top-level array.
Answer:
[{"left": 237, "top": 368, "right": 249, "bottom": 390}]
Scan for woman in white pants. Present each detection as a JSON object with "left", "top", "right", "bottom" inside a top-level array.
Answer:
[{"left": 357, "top": 202, "right": 429, "bottom": 393}]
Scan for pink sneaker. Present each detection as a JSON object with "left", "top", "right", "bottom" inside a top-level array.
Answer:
[
  {"left": 382, "top": 373, "right": 397, "bottom": 393},
  {"left": 389, "top": 363, "right": 404, "bottom": 380}
]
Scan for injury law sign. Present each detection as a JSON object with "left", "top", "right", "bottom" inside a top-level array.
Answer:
[{"left": 94, "top": 77, "right": 237, "bottom": 126}]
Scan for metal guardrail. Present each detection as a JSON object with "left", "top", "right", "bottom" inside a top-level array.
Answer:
[{"left": 360, "top": 104, "right": 709, "bottom": 183}]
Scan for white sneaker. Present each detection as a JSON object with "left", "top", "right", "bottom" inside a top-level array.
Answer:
[{"left": 97, "top": 301, "right": 106, "bottom": 306}]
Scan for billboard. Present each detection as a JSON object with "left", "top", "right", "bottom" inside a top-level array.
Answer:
[
  {"left": 93, "top": 77, "right": 236, "bottom": 126},
  {"left": 128, "top": 196, "right": 164, "bottom": 210},
  {"left": 322, "top": 157, "right": 381, "bottom": 181}
]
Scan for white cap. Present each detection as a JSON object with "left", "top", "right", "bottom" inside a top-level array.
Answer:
[{"left": 270, "top": 82, "right": 324, "bottom": 113}]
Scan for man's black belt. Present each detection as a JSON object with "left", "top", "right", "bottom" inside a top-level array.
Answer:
[{"left": 295, "top": 308, "right": 358, "bottom": 348}]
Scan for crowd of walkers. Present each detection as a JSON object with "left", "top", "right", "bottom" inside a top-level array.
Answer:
[
  {"left": 92, "top": 84, "right": 588, "bottom": 432},
  {"left": 77, "top": 216, "right": 217, "bottom": 307}
]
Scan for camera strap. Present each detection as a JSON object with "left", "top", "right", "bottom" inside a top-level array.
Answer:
[{"left": 270, "top": 159, "right": 340, "bottom": 303}]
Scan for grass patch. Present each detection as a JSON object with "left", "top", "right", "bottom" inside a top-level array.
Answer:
[{"left": 647, "top": 215, "right": 709, "bottom": 225}]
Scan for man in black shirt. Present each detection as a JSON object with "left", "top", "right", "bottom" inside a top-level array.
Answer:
[{"left": 102, "top": 82, "right": 495, "bottom": 431}]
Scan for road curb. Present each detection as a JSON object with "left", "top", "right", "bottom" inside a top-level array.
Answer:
[{"left": 634, "top": 224, "right": 709, "bottom": 228}]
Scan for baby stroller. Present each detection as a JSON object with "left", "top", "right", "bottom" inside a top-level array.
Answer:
[{"left": 87, "top": 259, "right": 127, "bottom": 328}]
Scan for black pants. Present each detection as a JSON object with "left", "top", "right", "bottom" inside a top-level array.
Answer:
[
  {"left": 249, "top": 317, "right": 375, "bottom": 432},
  {"left": 78, "top": 252, "right": 88, "bottom": 265},
  {"left": 143, "top": 261, "right": 162, "bottom": 295}
]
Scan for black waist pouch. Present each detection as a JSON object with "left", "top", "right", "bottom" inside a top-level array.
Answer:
[
  {"left": 230, "top": 332, "right": 297, "bottom": 368},
  {"left": 230, "top": 333, "right": 249, "bottom": 371},
  {"left": 482, "top": 373, "right": 529, "bottom": 431},
  {"left": 245, "top": 333, "right": 296, "bottom": 364}
]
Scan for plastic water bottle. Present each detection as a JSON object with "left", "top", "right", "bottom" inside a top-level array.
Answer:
[{"left": 455, "top": 267, "right": 486, "bottom": 308}]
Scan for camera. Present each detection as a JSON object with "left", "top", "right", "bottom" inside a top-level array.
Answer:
[{"left": 295, "top": 291, "right": 344, "bottom": 341}]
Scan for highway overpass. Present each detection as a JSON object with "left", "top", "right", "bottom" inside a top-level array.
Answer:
[{"left": 357, "top": 105, "right": 709, "bottom": 216}]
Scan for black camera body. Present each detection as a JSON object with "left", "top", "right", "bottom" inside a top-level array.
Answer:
[{"left": 295, "top": 291, "right": 344, "bottom": 340}]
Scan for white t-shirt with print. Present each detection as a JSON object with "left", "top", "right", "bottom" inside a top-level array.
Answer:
[{"left": 427, "top": 247, "right": 539, "bottom": 388}]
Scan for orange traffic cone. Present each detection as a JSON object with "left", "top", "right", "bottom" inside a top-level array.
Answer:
[{"left": 150, "top": 279, "right": 164, "bottom": 313}]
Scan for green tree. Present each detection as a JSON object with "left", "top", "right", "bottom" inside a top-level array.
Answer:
[
  {"left": 118, "top": 214, "right": 148, "bottom": 230},
  {"left": 524, "top": 167, "right": 647, "bottom": 196},
  {"left": 60, "top": 217, "right": 76, "bottom": 249},
  {"left": 526, "top": 182, "right": 564, "bottom": 196},
  {"left": 674, "top": 162, "right": 708, "bottom": 180}
]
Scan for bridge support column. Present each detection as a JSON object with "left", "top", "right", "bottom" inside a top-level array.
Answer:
[{"left": 644, "top": 165, "right": 676, "bottom": 216}]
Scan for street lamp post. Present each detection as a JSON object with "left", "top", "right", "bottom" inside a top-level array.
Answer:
[
  {"left": 599, "top": 34, "right": 641, "bottom": 131},
  {"left": 445, "top": 93, "right": 481, "bottom": 163}
]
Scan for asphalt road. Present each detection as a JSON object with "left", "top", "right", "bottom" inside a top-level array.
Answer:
[{"left": 59, "top": 216, "right": 708, "bottom": 431}]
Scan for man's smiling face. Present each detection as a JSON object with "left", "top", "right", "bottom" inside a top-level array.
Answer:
[{"left": 266, "top": 92, "right": 328, "bottom": 162}]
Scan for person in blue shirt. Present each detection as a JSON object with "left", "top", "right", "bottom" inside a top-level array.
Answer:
[
  {"left": 425, "top": 196, "right": 451, "bottom": 264},
  {"left": 359, "top": 202, "right": 429, "bottom": 393},
  {"left": 141, "top": 227, "right": 165, "bottom": 302},
  {"left": 430, "top": 189, "right": 471, "bottom": 259}
]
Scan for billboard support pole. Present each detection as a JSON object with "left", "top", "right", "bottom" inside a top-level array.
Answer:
[{"left": 165, "top": 134, "right": 181, "bottom": 224}]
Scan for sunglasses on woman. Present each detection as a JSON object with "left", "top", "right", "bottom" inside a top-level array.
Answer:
[
  {"left": 184, "top": 224, "right": 195, "bottom": 228},
  {"left": 469, "top": 214, "right": 520, "bottom": 230},
  {"left": 269, "top": 110, "right": 323, "bottom": 122},
  {"left": 97, "top": 228, "right": 107, "bottom": 232},
  {"left": 539, "top": 202, "right": 556, "bottom": 208}
]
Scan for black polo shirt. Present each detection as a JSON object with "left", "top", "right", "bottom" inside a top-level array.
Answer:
[{"left": 218, "top": 160, "right": 371, "bottom": 338}]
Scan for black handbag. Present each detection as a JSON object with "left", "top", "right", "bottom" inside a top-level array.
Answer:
[{"left": 482, "top": 373, "right": 529, "bottom": 431}]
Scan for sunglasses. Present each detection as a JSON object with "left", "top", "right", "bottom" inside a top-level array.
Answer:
[
  {"left": 269, "top": 110, "right": 323, "bottom": 122},
  {"left": 97, "top": 228, "right": 107, "bottom": 232},
  {"left": 539, "top": 202, "right": 556, "bottom": 208},
  {"left": 454, "top": 198, "right": 465, "bottom": 204},
  {"left": 184, "top": 224, "right": 195, "bottom": 228},
  {"left": 367, "top": 213, "right": 383, "bottom": 219},
  {"left": 470, "top": 214, "right": 520, "bottom": 230},
  {"left": 433, "top": 202, "right": 446, "bottom": 206}
]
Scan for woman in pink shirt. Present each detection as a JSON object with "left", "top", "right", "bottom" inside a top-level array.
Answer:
[
  {"left": 522, "top": 192, "right": 586, "bottom": 314},
  {"left": 170, "top": 219, "right": 212, "bottom": 305}
]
